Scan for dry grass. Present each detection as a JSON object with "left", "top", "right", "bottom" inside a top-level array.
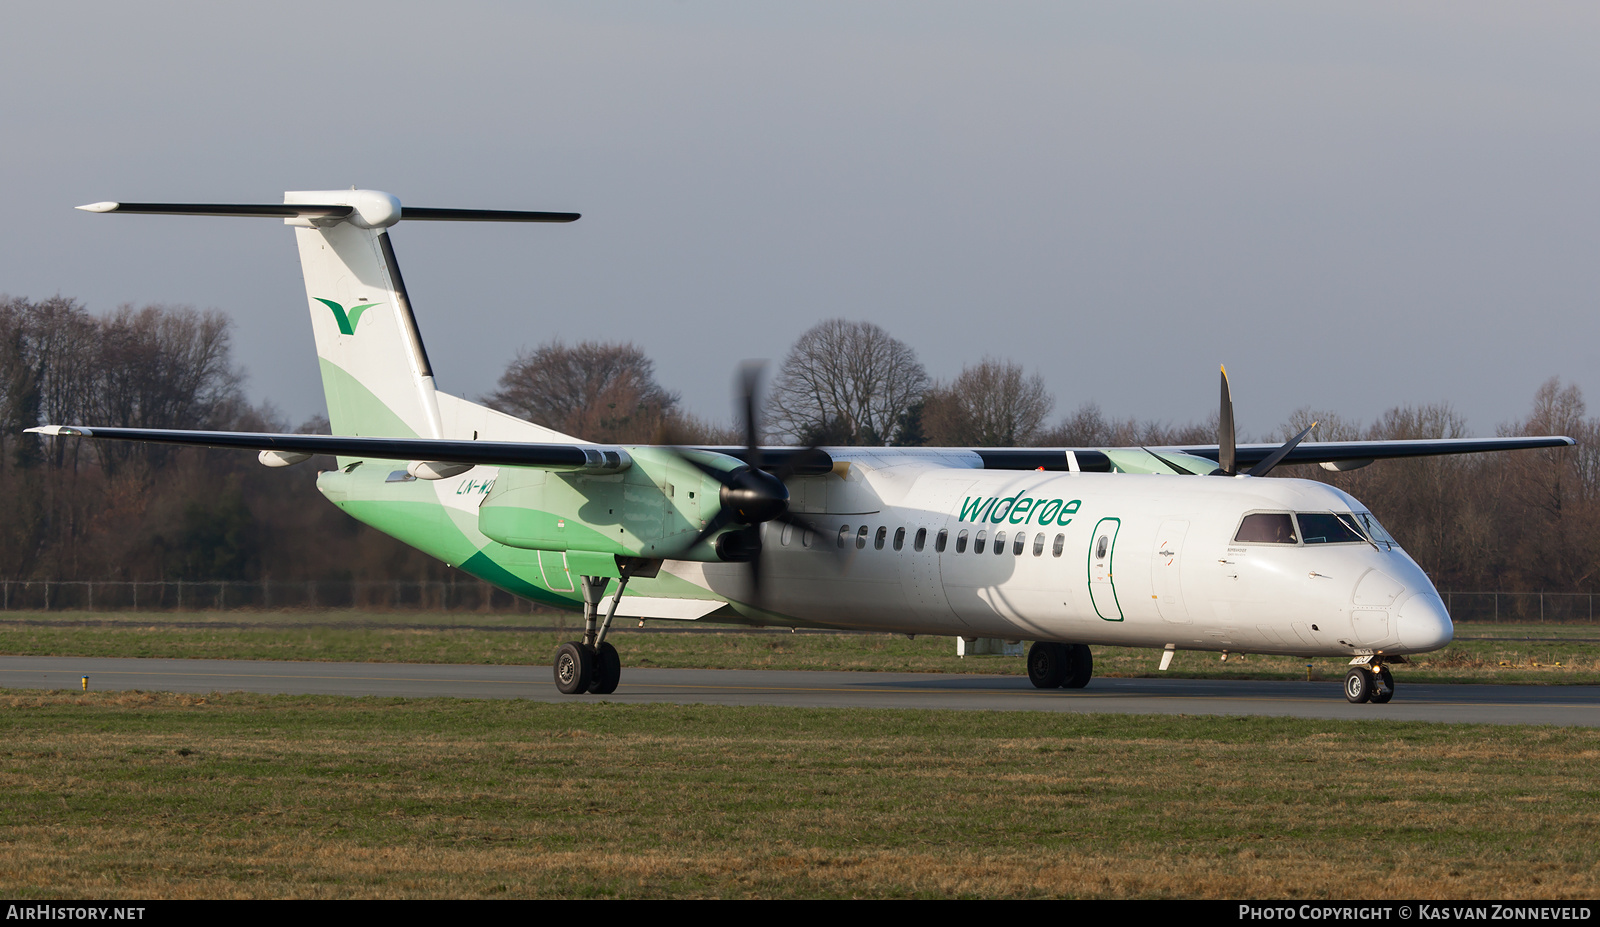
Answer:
[{"left": 0, "top": 693, "right": 1596, "bottom": 898}]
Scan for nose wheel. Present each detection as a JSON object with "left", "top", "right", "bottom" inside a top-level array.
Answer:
[{"left": 1344, "top": 663, "right": 1395, "bottom": 704}]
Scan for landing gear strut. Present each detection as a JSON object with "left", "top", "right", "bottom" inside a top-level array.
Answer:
[
  {"left": 1027, "top": 642, "right": 1094, "bottom": 690},
  {"left": 1344, "top": 660, "right": 1396, "bottom": 704},
  {"left": 553, "top": 560, "right": 647, "bottom": 696}
]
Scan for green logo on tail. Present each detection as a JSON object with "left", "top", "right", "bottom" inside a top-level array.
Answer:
[{"left": 314, "top": 298, "right": 381, "bottom": 335}]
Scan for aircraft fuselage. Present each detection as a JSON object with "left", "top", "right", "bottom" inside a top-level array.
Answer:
[
  {"left": 681, "top": 459, "right": 1452, "bottom": 658},
  {"left": 325, "top": 454, "right": 1452, "bottom": 661}
]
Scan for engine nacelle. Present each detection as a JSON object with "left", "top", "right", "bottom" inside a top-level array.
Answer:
[{"left": 477, "top": 447, "right": 735, "bottom": 559}]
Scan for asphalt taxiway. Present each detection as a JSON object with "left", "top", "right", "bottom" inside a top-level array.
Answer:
[{"left": 1, "top": 655, "right": 1596, "bottom": 725}]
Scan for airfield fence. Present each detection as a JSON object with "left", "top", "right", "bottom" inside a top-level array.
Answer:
[
  {"left": 0, "top": 579, "right": 540, "bottom": 613},
  {"left": 1439, "top": 591, "right": 1598, "bottom": 624},
  {"left": 0, "top": 580, "right": 1594, "bottom": 623}
]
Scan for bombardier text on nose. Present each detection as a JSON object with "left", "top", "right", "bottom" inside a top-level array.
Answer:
[{"left": 37, "top": 191, "right": 1574, "bottom": 702}]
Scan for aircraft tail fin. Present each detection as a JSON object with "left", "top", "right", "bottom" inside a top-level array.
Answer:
[
  {"left": 80, "top": 190, "right": 582, "bottom": 440},
  {"left": 284, "top": 189, "right": 582, "bottom": 440}
]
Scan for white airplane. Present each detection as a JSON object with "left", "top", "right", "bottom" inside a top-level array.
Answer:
[{"left": 33, "top": 190, "right": 1573, "bottom": 704}]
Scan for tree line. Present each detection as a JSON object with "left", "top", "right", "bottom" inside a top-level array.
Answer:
[
  {"left": 0, "top": 296, "right": 447, "bottom": 586},
  {"left": 1, "top": 299, "right": 1594, "bottom": 595}
]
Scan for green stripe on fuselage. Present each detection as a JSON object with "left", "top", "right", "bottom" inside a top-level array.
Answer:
[{"left": 316, "top": 462, "right": 733, "bottom": 612}]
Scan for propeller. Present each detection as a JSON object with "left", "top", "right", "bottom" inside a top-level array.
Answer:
[
  {"left": 1213, "top": 364, "right": 1316, "bottom": 479},
  {"left": 669, "top": 363, "right": 832, "bottom": 602},
  {"left": 1245, "top": 421, "right": 1317, "bottom": 478},
  {"left": 1219, "top": 365, "right": 1237, "bottom": 476}
]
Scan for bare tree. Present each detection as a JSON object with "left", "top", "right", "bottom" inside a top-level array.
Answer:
[
  {"left": 1493, "top": 378, "right": 1597, "bottom": 589},
  {"left": 1039, "top": 401, "right": 1212, "bottom": 447},
  {"left": 1280, "top": 407, "right": 1364, "bottom": 444},
  {"left": 487, "top": 340, "right": 681, "bottom": 444},
  {"left": 12, "top": 297, "right": 98, "bottom": 469},
  {"left": 766, "top": 319, "right": 928, "bottom": 445},
  {"left": 0, "top": 298, "right": 39, "bottom": 470},
  {"left": 89, "top": 304, "right": 243, "bottom": 476},
  {"left": 922, "top": 358, "right": 1053, "bottom": 446}
]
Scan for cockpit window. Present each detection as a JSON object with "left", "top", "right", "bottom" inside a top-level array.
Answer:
[
  {"left": 1233, "top": 512, "right": 1298, "bottom": 544},
  {"left": 1353, "top": 511, "right": 1399, "bottom": 550},
  {"left": 1297, "top": 513, "right": 1367, "bottom": 545}
]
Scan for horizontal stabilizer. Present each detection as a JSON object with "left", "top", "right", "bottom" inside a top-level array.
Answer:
[
  {"left": 399, "top": 207, "right": 580, "bottom": 222},
  {"left": 78, "top": 202, "right": 354, "bottom": 219},
  {"left": 77, "top": 198, "right": 578, "bottom": 226}
]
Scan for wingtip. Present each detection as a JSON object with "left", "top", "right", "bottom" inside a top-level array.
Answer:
[
  {"left": 76, "top": 202, "right": 119, "bottom": 213},
  {"left": 25, "top": 425, "right": 87, "bottom": 436}
]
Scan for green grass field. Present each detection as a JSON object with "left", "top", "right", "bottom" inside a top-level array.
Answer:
[
  {"left": 2, "top": 614, "right": 1597, "bottom": 898},
  {"left": 0, "top": 611, "right": 1596, "bottom": 685},
  {"left": 0, "top": 692, "right": 1596, "bottom": 899}
]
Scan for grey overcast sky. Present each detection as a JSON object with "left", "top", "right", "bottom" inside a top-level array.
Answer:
[{"left": 2, "top": 1, "right": 1596, "bottom": 439}]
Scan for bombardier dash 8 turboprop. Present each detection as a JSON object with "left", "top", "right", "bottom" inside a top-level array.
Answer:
[{"left": 34, "top": 190, "right": 1574, "bottom": 704}]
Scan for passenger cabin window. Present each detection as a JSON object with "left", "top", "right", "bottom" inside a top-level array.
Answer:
[
  {"left": 955, "top": 530, "right": 968, "bottom": 553},
  {"left": 937, "top": 529, "right": 949, "bottom": 553},
  {"left": 914, "top": 528, "right": 927, "bottom": 552},
  {"left": 974, "top": 530, "right": 987, "bottom": 554},
  {"left": 1033, "top": 533, "right": 1046, "bottom": 556},
  {"left": 1233, "top": 513, "right": 1298, "bottom": 544},
  {"left": 1297, "top": 513, "right": 1366, "bottom": 545},
  {"left": 802, "top": 528, "right": 813, "bottom": 548},
  {"left": 780, "top": 524, "right": 793, "bottom": 547},
  {"left": 1052, "top": 534, "right": 1064, "bottom": 557},
  {"left": 1013, "top": 533, "right": 1026, "bottom": 555},
  {"left": 856, "top": 526, "right": 869, "bottom": 550},
  {"left": 893, "top": 527, "right": 905, "bottom": 551},
  {"left": 837, "top": 525, "right": 851, "bottom": 548},
  {"left": 993, "top": 530, "right": 1006, "bottom": 555},
  {"left": 874, "top": 526, "right": 887, "bottom": 550}
]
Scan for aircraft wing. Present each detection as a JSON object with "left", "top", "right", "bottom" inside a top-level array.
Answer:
[
  {"left": 1178, "top": 436, "right": 1576, "bottom": 469},
  {"left": 23, "top": 426, "right": 837, "bottom": 474},
  {"left": 25, "top": 426, "right": 1573, "bottom": 475},
  {"left": 971, "top": 436, "right": 1575, "bottom": 472}
]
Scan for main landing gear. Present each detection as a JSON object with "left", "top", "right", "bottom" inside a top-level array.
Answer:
[
  {"left": 553, "top": 562, "right": 648, "bottom": 696},
  {"left": 1027, "top": 641, "right": 1093, "bottom": 690},
  {"left": 1344, "top": 659, "right": 1397, "bottom": 704}
]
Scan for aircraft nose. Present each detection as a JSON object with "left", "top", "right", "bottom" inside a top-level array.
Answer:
[{"left": 1397, "top": 592, "right": 1454, "bottom": 652}]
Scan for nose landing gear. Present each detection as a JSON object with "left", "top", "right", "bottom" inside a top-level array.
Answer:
[{"left": 1344, "top": 661, "right": 1395, "bottom": 704}]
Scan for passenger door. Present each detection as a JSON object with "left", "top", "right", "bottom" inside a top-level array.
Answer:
[{"left": 1087, "top": 517, "right": 1123, "bottom": 621}]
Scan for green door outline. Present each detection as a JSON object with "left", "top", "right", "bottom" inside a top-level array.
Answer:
[{"left": 1087, "top": 517, "right": 1124, "bottom": 621}]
